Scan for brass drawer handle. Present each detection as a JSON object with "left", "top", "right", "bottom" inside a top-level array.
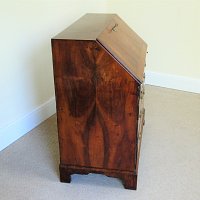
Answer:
[
  {"left": 112, "top": 23, "right": 118, "bottom": 32},
  {"left": 143, "top": 87, "right": 145, "bottom": 95},
  {"left": 138, "top": 108, "right": 145, "bottom": 118},
  {"left": 138, "top": 131, "right": 142, "bottom": 140},
  {"left": 140, "top": 87, "right": 145, "bottom": 99},
  {"left": 140, "top": 92, "right": 143, "bottom": 100}
]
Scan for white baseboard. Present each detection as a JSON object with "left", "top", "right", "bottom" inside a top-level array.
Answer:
[
  {"left": 0, "top": 97, "right": 56, "bottom": 151},
  {"left": 145, "top": 70, "right": 200, "bottom": 94}
]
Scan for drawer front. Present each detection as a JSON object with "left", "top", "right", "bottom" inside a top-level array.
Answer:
[
  {"left": 137, "top": 108, "right": 145, "bottom": 147},
  {"left": 138, "top": 83, "right": 145, "bottom": 135},
  {"left": 135, "top": 84, "right": 145, "bottom": 171}
]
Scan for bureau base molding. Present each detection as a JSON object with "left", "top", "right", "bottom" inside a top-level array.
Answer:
[{"left": 59, "top": 164, "right": 138, "bottom": 190}]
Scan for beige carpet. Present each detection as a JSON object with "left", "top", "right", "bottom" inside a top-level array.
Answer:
[{"left": 0, "top": 85, "right": 200, "bottom": 200}]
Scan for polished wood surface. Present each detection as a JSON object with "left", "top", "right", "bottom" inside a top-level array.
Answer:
[
  {"left": 59, "top": 164, "right": 137, "bottom": 190},
  {"left": 52, "top": 40, "right": 139, "bottom": 171},
  {"left": 97, "top": 15, "right": 147, "bottom": 83},
  {"left": 53, "top": 13, "right": 147, "bottom": 83},
  {"left": 51, "top": 13, "right": 147, "bottom": 190},
  {"left": 53, "top": 13, "right": 115, "bottom": 40}
]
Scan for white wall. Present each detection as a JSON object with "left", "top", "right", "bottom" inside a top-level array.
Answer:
[
  {"left": 107, "top": 0, "right": 200, "bottom": 92},
  {"left": 0, "top": 0, "right": 107, "bottom": 151},
  {"left": 1, "top": 0, "right": 200, "bottom": 151}
]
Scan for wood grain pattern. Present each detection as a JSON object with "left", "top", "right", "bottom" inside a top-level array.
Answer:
[
  {"left": 52, "top": 39, "right": 139, "bottom": 171},
  {"left": 96, "top": 48, "right": 139, "bottom": 171},
  {"left": 51, "top": 13, "right": 147, "bottom": 190},
  {"left": 53, "top": 13, "right": 147, "bottom": 83},
  {"left": 97, "top": 14, "right": 147, "bottom": 83}
]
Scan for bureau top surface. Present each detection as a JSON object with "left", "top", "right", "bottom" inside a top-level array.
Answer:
[{"left": 53, "top": 13, "right": 115, "bottom": 40}]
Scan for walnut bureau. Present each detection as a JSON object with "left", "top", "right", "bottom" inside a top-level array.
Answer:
[{"left": 51, "top": 13, "right": 147, "bottom": 190}]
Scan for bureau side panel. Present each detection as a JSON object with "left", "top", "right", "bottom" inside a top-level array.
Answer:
[
  {"left": 96, "top": 45, "right": 139, "bottom": 171},
  {"left": 52, "top": 39, "right": 140, "bottom": 172},
  {"left": 51, "top": 40, "right": 97, "bottom": 166}
]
